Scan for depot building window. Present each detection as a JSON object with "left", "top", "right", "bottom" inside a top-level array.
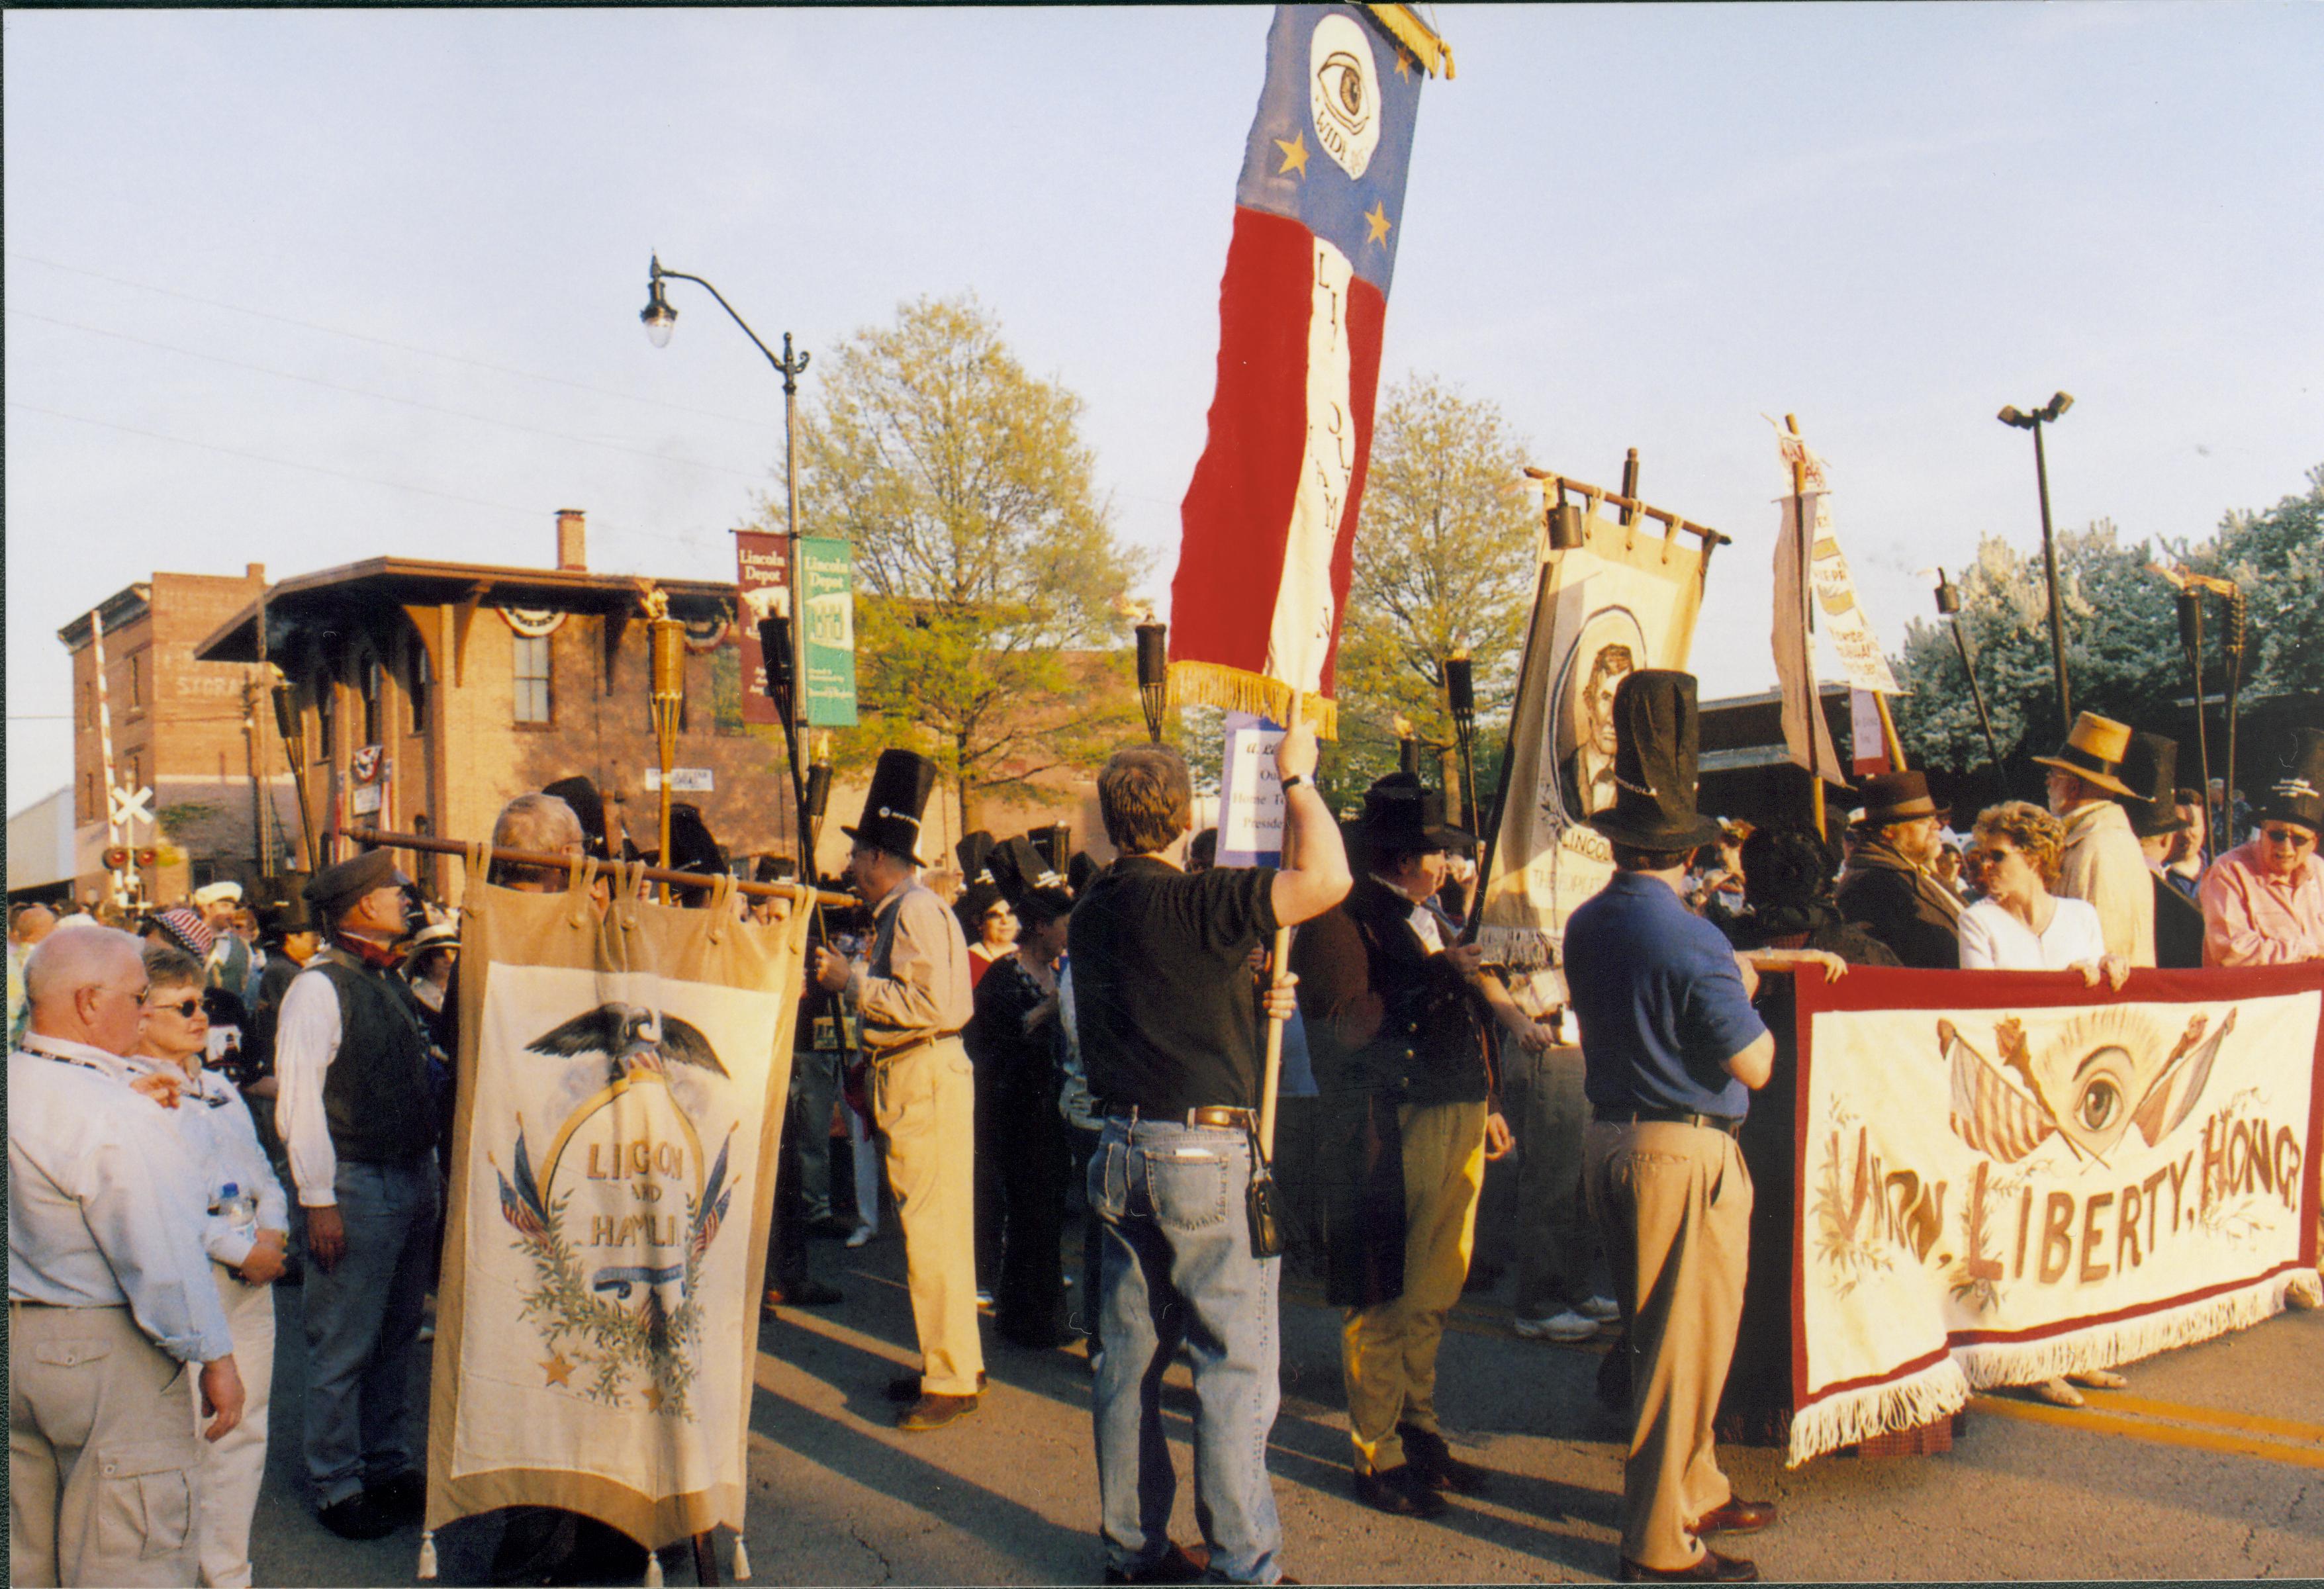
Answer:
[{"left": 513, "top": 634, "right": 552, "bottom": 725}]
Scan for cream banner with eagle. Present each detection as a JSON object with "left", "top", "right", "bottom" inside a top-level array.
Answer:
[
  {"left": 1785, "top": 966, "right": 2324, "bottom": 1467},
  {"left": 424, "top": 864, "right": 811, "bottom": 1555}
]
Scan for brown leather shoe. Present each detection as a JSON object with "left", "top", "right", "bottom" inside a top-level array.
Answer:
[
  {"left": 1693, "top": 1498, "right": 1777, "bottom": 1535},
  {"left": 1101, "top": 1541, "right": 1211, "bottom": 1584},
  {"left": 896, "top": 1392, "right": 978, "bottom": 1432},
  {"left": 887, "top": 1370, "right": 987, "bottom": 1402},
  {"left": 1619, "top": 1549, "right": 1759, "bottom": 1582},
  {"left": 1352, "top": 1465, "right": 1448, "bottom": 1518}
]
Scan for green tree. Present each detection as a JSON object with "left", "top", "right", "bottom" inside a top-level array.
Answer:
[
  {"left": 2198, "top": 464, "right": 2323, "bottom": 698},
  {"left": 779, "top": 294, "right": 1145, "bottom": 829},
  {"left": 1322, "top": 375, "right": 1539, "bottom": 821}
]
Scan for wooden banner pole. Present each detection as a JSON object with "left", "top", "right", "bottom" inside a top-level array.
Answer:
[
  {"left": 342, "top": 827, "right": 855, "bottom": 909},
  {"left": 1257, "top": 693, "right": 1303, "bottom": 1161}
]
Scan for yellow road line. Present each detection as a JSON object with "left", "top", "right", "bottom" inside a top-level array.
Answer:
[
  {"left": 2086, "top": 1391, "right": 2324, "bottom": 1447},
  {"left": 1969, "top": 1394, "right": 2324, "bottom": 1471}
]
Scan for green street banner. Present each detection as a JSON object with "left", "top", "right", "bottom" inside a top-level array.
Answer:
[
  {"left": 1785, "top": 964, "right": 2324, "bottom": 1467},
  {"left": 423, "top": 862, "right": 812, "bottom": 1568},
  {"left": 800, "top": 536, "right": 858, "bottom": 728}
]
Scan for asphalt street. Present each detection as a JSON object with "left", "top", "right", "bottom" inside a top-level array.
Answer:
[{"left": 243, "top": 1223, "right": 2321, "bottom": 1586}]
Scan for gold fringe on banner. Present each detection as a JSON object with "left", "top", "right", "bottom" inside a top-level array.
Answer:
[
  {"left": 1168, "top": 660, "right": 1339, "bottom": 741},
  {"left": 1363, "top": 3, "right": 1455, "bottom": 79}
]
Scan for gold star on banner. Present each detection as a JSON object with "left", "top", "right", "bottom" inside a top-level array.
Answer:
[
  {"left": 1364, "top": 201, "right": 1393, "bottom": 246},
  {"left": 643, "top": 1384, "right": 667, "bottom": 1413},
  {"left": 541, "top": 1353, "right": 573, "bottom": 1387},
  {"left": 1274, "top": 132, "right": 1309, "bottom": 178}
]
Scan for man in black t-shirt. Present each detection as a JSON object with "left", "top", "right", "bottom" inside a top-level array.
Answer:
[{"left": 1068, "top": 726, "right": 1350, "bottom": 1586}]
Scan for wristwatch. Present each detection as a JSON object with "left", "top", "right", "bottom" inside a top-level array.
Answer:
[{"left": 1279, "top": 774, "right": 1307, "bottom": 792}]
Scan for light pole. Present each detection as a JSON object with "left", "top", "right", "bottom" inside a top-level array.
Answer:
[
  {"left": 641, "top": 254, "right": 817, "bottom": 880},
  {"left": 1996, "top": 391, "right": 2074, "bottom": 733}
]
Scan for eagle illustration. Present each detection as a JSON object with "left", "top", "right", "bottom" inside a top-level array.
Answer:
[
  {"left": 526, "top": 1004, "right": 729, "bottom": 1084},
  {"left": 1939, "top": 1006, "right": 2236, "bottom": 1165}
]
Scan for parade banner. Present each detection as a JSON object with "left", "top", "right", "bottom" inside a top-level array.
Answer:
[
  {"left": 423, "top": 863, "right": 812, "bottom": 1565},
  {"left": 1786, "top": 965, "right": 2324, "bottom": 1467},
  {"left": 1167, "top": 5, "right": 1448, "bottom": 737},
  {"left": 1775, "top": 430, "right": 1901, "bottom": 698},
  {"left": 733, "top": 529, "right": 789, "bottom": 726},
  {"left": 799, "top": 535, "right": 859, "bottom": 728},
  {"left": 1473, "top": 490, "right": 1712, "bottom": 978}
]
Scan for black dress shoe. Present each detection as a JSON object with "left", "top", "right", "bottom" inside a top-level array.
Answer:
[
  {"left": 790, "top": 1280, "right": 845, "bottom": 1307},
  {"left": 365, "top": 1469, "right": 427, "bottom": 1520},
  {"left": 1694, "top": 1498, "right": 1777, "bottom": 1535},
  {"left": 1102, "top": 1541, "right": 1211, "bottom": 1584},
  {"left": 1399, "top": 1424, "right": 1489, "bottom": 1495},
  {"left": 1352, "top": 1464, "right": 1448, "bottom": 1518},
  {"left": 317, "top": 1492, "right": 399, "bottom": 1540},
  {"left": 1619, "top": 1549, "right": 1759, "bottom": 1582},
  {"left": 887, "top": 1369, "right": 986, "bottom": 1401}
]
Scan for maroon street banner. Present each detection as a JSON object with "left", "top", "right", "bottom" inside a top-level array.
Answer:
[{"left": 733, "top": 530, "right": 788, "bottom": 726}]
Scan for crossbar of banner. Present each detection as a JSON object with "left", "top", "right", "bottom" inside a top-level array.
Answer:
[
  {"left": 1522, "top": 468, "right": 1732, "bottom": 545},
  {"left": 344, "top": 827, "right": 856, "bottom": 909}
]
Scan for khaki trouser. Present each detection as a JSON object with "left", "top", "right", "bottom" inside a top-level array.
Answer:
[
  {"left": 193, "top": 1267, "right": 273, "bottom": 1588},
  {"left": 1585, "top": 1120, "right": 1751, "bottom": 1573},
  {"left": 871, "top": 1037, "right": 985, "bottom": 1397},
  {"left": 9, "top": 1302, "right": 204, "bottom": 1588},
  {"left": 1342, "top": 1099, "right": 1487, "bottom": 1475}
]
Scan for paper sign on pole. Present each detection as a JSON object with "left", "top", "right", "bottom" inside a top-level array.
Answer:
[
  {"left": 645, "top": 769, "right": 715, "bottom": 794},
  {"left": 1217, "top": 711, "right": 1286, "bottom": 868}
]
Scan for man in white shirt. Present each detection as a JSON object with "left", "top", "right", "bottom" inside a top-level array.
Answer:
[
  {"left": 11, "top": 925, "right": 246, "bottom": 1587},
  {"left": 274, "top": 851, "right": 439, "bottom": 1540}
]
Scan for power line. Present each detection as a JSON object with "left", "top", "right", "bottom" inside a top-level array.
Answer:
[
  {"left": 9, "top": 308, "right": 768, "bottom": 482},
  {"left": 5, "top": 250, "right": 775, "bottom": 431}
]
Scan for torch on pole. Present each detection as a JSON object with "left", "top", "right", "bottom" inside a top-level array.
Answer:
[
  {"left": 647, "top": 596, "right": 686, "bottom": 905},
  {"left": 1446, "top": 650, "right": 1479, "bottom": 836},
  {"left": 1998, "top": 392, "right": 2075, "bottom": 733},
  {"left": 1935, "top": 568, "right": 2006, "bottom": 798}
]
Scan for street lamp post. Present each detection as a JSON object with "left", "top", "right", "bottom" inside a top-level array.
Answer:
[
  {"left": 641, "top": 254, "right": 818, "bottom": 881},
  {"left": 1997, "top": 391, "right": 2074, "bottom": 733}
]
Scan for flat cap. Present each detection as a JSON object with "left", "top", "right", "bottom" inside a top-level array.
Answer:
[{"left": 302, "top": 849, "right": 406, "bottom": 917}]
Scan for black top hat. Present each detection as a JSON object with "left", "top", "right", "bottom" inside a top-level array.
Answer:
[
  {"left": 257, "top": 895, "right": 316, "bottom": 945},
  {"left": 1357, "top": 772, "right": 1474, "bottom": 856},
  {"left": 956, "top": 831, "right": 997, "bottom": 884},
  {"left": 843, "top": 749, "right": 940, "bottom": 862},
  {"left": 987, "top": 834, "right": 1063, "bottom": 902},
  {"left": 753, "top": 852, "right": 797, "bottom": 884},
  {"left": 664, "top": 803, "right": 727, "bottom": 878},
  {"left": 2258, "top": 726, "right": 2324, "bottom": 833},
  {"left": 2120, "top": 731, "right": 2192, "bottom": 839},
  {"left": 543, "top": 776, "right": 614, "bottom": 861},
  {"left": 1068, "top": 851, "right": 1099, "bottom": 896},
  {"left": 1854, "top": 770, "right": 1947, "bottom": 828},
  {"left": 1584, "top": 670, "right": 1724, "bottom": 852}
]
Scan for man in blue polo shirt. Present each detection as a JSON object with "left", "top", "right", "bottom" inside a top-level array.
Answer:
[{"left": 1565, "top": 671, "right": 1777, "bottom": 1584}]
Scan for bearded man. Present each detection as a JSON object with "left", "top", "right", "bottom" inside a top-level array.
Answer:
[{"left": 1834, "top": 772, "right": 1961, "bottom": 969}]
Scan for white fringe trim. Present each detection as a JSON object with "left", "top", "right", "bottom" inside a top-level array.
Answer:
[
  {"left": 1786, "top": 1355, "right": 1969, "bottom": 1468},
  {"left": 1786, "top": 1265, "right": 2322, "bottom": 1468}
]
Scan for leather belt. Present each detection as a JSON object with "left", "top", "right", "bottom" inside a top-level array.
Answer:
[
  {"left": 1101, "top": 1102, "right": 1258, "bottom": 1131},
  {"left": 1601, "top": 1107, "right": 1743, "bottom": 1138},
  {"left": 864, "top": 1029, "right": 962, "bottom": 1064}
]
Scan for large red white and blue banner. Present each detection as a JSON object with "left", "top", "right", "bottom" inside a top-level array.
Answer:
[
  {"left": 1784, "top": 964, "right": 2324, "bottom": 1466},
  {"left": 1168, "top": 4, "right": 1444, "bottom": 737}
]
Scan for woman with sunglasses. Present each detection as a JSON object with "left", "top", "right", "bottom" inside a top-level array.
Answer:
[{"left": 134, "top": 942, "right": 290, "bottom": 1589}]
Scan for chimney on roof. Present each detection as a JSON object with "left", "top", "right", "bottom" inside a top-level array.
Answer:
[{"left": 555, "top": 510, "right": 586, "bottom": 572}]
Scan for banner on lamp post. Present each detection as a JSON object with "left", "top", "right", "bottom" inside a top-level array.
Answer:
[
  {"left": 799, "top": 537, "right": 858, "bottom": 728},
  {"left": 733, "top": 531, "right": 788, "bottom": 727}
]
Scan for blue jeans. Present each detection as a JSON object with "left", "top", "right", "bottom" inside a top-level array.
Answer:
[
  {"left": 1090, "top": 1118, "right": 1283, "bottom": 1583},
  {"left": 301, "top": 1154, "right": 438, "bottom": 1506}
]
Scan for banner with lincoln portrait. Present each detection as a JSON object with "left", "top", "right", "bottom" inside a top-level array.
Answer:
[
  {"left": 1472, "top": 484, "right": 1714, "bottom": 978},
  {"left": 422, "top": 860, "right": 812, "bottom": 1562},
  {"left": 1784, "top": 964, "right": 2323, "bottom": 1467}
]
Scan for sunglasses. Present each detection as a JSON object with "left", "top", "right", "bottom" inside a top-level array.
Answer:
[
  {"left": 2260, "top": 826, "right": 2317, "bottom": 850},
  {"left": 147, "top": 996, "right": 205, "bottom": 1019}
]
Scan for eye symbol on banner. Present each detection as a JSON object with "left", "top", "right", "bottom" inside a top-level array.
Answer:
[
  {"left": 1937, "top": 1006, "right": 2237, "bottom": 1165},
  {"left": 1308, "top": 14, "right": 1380, "bottom": 178}
]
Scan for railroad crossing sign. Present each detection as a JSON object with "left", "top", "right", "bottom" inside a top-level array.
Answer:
[{"left": 110, "top": 782, "right": 154, "bottom": 831}]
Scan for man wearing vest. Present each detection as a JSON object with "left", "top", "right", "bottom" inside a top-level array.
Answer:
[{"left": 274, "top": 850, "right": 439, "bottom": 1540}]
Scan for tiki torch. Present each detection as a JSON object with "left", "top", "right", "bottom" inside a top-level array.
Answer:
[
  {"left": 649, "top": 608, "right": 686, "bottom": 903},
  {"left": 1446, "top": 650, "right": 1479, "bottom": 833},
  {"left": 1395, "top": 714, "right": 1419, "bottom": 778},
  {"left": 1934, "top": 569, "right": 2006, "bottom": 797},
  {"left": 1135, "top": 619, "right": 1169, "bottom": 745}
]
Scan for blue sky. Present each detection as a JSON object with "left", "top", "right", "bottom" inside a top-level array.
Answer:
[{"left": 8, "top": 3, "right": 2319, "bottom": 814}]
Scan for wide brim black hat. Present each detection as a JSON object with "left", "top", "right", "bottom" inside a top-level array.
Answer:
[
  {"left": 1584, "top": 669, "right": 1725, "bottom": 852},
  {"left": 1854, "top": 770, "right": 1947, "bottom": 827},
  {"left": 1357, "top": 773, "right": 1475, "bottom": 854},
  {"left": 663, "top": 803, "right": 727, "bottom": 877},
  {"left": 542, "top": 776, "right": 613, "bottom": 862},
  {"left": 843, "top": 748, "right": 941, "bottom": 862},
  {"left": 987, "top": 834, "right": 1064, "bottom": 903},
  {"left": 2120, "top": 731, "right": 2192, "bottom": 839},
  {"left": 2258, "top": 726, "right": 2324, "bottom": 832}
]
